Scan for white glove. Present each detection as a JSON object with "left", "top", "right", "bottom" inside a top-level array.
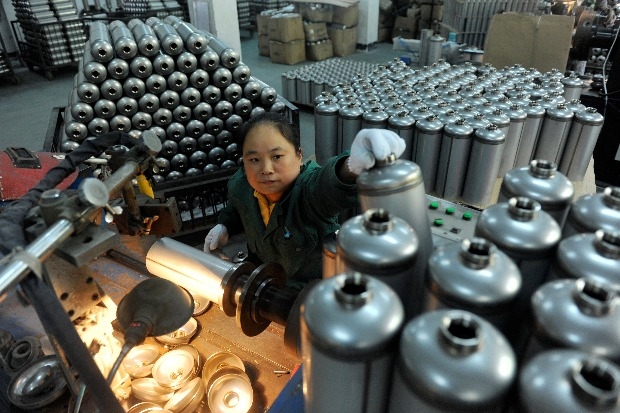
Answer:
[
  {"left": 203, "top": 224, "right": 229, "bottom": 252},
  {"left": 347, "top": 129, "right": 407, "bottom": 175}
]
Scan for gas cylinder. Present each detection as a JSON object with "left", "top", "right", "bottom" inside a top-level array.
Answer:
[
  {"left": 485, "top": 109, "right": 511, "bottom": 177},
  {"left": 387, "top": 111, "right": 416, "bottom": 161},
  {"left": 499, "top": 159, "right": 575, "bottom": 226},
  {"left": 534, "top": 103, "right": 574, "bottom": 165},
  {"left": 558, "top": 107, "right": 604, "bottom": 181},
  {"left": 435, "top": 118, "right": 473, "bottom": 200},
  {"left": 550, "top": 229, "right": 620, "bottom": 291},
  {"left": 301, "top": 273, "right": 405, "bottom": 413},
  {"left": 474, "top": 197, "right": 562, "bottom": 319},
  {"left": 461, "top": 124, "right": 505, "bottom": 207},
  {"left": 524, "top": 278, "right": 620, "bottom": 364},
  {"left": 361, "top": 107, "right": 389, "bottom": 130},
  {"left": 519, "top": 349, "right": 620, "bottom": 413},
  {"left": 514, "top": 101, "right": 545, "bottom": 168},
  {"left": 338, "top": 103, "right": 364, "bottom": 155},
  {"left": 561, "top": 72, "right": 584, "bottom": 102},
  {"left": 424, "top": 238, "right": 522, "bottom": 336},
  {"left": 498, "top": 104, "right": 527, "bottom": 176},
  {"left": 563, "top": 186, "right": 620, "bottom": 238},
  {"left": 388, "top": 310, "right": 517, "bottom": 413},
  {"left": 412, "top": 114, "right": 444, "bottom": 194},
  {"left": 357, "top": 155, "right": 433, "bottom": 316},
  {"left": 337, "top": 208, "right": 418, "bottom": 317},
  {"left": 314, "top": 99, "right": 340, "bottom": 165}
]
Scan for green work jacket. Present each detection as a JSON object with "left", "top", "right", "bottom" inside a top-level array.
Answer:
[{"left": 217, "top": 153, "right": 358, "bottom": 290}]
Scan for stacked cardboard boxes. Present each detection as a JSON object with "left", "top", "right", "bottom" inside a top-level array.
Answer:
[
  {"left": 256, "top": 7, "right": 307, "bottom": 64},
  {"left": 269, "top": 13, "right": 307, "bottom": 64},
  {"left": 390, "top": 0, "right": 442, "bottom": 40},
  {"left": 296, "top": 2, "right": 359, "bottom": 57}
]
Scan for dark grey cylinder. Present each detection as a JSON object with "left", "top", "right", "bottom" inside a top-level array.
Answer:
[
  {"left": 413, "top": 114, "right": 444, "bottom": 194},
  {"left": 558, "top": 107, "right": 604, "bottom": 181},
  {"left": 436, "top": 118, "right": 473, "bottom": 200},
  {"left": 534, "top": 103, "right": 574, "bottom": 165},
  {"left": 314, "top": 99, "right": 340, "bottom": 165}
]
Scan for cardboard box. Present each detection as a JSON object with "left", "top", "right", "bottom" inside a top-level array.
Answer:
[
  {"left": 419, "top": 4, "right": 442, "bottom": 23},
  {"left": 297, "top": 2, "right": 333, "bottom": 22},
  {"left": 377, "top": 27, "right": 391, "bottom": 43},
  {"left": 393, "top": 15, "right": 417, "bottom": 33},
  {"left": 304, "top": 21, "right": 329, "bottom": 42},
  {"left": 268, "top": 14, "right": 305, "bottom": 42},
  {"left": 332, "top": 5, "right": 359, "bottom": 27},
  {"left": 258, "top": 34, "right": 270, "bottom": 56},
  {"left": 306, "top": 39, "right": 334, "bottom": 61},
  {"left": 256, "top": 13, "right": 271, "bottom": 35},
  {"left": 484, "top": 13, "right": 575, "bottom": 73},
  {"left": 269, "top": 40, "right": 306, "bottom": 64},
  {"left": 328, "top": 25, "right": 357, "bottom": 56}
]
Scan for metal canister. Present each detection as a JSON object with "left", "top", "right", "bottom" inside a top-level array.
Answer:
[
  {"left": 561, "top": 72, "right": 584, "bottom": 102},
  {"left": 499, "top": 159, "right": 575, "bottom": 226},
  {"left": 461, "top": 124, "right": 506, "bottom": 207},
  {"left": 514, "top": 101, "right": 545, "bottom": 168},
  {"left": 388, "top": 111, "right": 416, "bottom": 161},
  {"left": 314, "top": 99, "right": 340, "bottom": 165},
  {"left": 412, "top": 114, "right": 444, "bottom": 194},
  {"left": 534, "top": 103, "right": 574, "bottom": 165},
  {"left": 424, "top": 238, "right": 522, "bottom": 335},
  {"left": 338, "top": 103, "right": 364, "bottom": 154},
  {"left": 388, "top": 310, "right": 517, "bottom": 413},
  {"left": 474, "top": 197, "right": 562, "bottom": 317},
  {"left": 337, "top": 209, "right": 418, "bottom": 317},
  {"left": 485, "top": 109, "right": 512, "bottom": 177},
  {"left": 361, "top": 107, "right": 389, "bottom": 130},
  {"left": 435, "top": 118, "right": 473, "bottom": 199},
  {"left": 558, "top": 107, "right": 604, "bottom": 181},
  {"left": 519, "top": 349, "right": 620, "bottom": 413},
  {"left": 550, "top": 229, "right": 620, "bottom": 291},
  {"left": 426, "top": 35, "right": 445, "bottom": 66},
  {"left": 498, "top": 104, "right": 527, "bottom": 176},
  {"left": 357, "top": 155, "right": 434, "bottom": 316},
  {"left": 524, "top": 278, "right": 620, "bottom": 364},
  {"left": 301, "top": 273, "right": 404, "bottom": 413},
  {"left": 563, "top": 186, "right": 620, "bottom": 238}
]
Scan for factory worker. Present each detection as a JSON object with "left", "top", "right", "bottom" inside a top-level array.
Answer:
[{"left": 204, "top": 112, "right": 406, "bottom": 291}]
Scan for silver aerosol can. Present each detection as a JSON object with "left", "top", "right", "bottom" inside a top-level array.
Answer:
[
  {"left": 338, "top": 103, "right": 364, "bottom": 154},
  {"left": 388, "top": 310, "right": 517, "bottom": 413},
  {"left": 524, "top": 278, "right": 620, "bottom": 364},
  {"left": 321, "top": 232, "right": 340, "bottom": 279},
  {"left": 534, "top": 103, "right": 574, "bottom": 165},
  {"left": 514, "top": 101, "right": 545, "bottom": 168},
  {"left": 461, "top": 124, "right": 505, "bottom": 207},
  {"left": 337, "top": 209, "right": 419, "bottom": 317},
  {"left": 563, "top": 186, "right": 620, "bottom": 238},
  {"left": 498, "top": 104, "right": 527, "bottom": 176},
  {"left": 301, "top": 273, "right": 405, "bottom": 413},
  {"left": 413, "top": 114, "right": 444, "bottom": 194},
  {"left": 314, "top": 98, "right": 340, "bottom": 165},
  {"left": 435, "top": 118, "right": 473, "bottom": 200},
  {"left": 498, "top": 159, "right": 575, "bottom": 226},
  {"left": 561, "top": 72, "right": 584, "bottom": 102},
  {"left": 519, "top": 350, "right": 620, "bottom": 413},
  {"left": 357, "top": 155, "right": 434, "bottom": 316},
  {"left": 388, "top": 111, "right": 416, "bottom": 161},
  {"left": 424, "top": 238, "right": 522, "bottom": 336},
  {"left": 474, "top": 197, "right": 562, "bottom": 320},
  {"left": 361, "top": 106, "right": 389, "bottom": 130},
  {"left": 550, "top": 229, "right": 620, "bottom": 291},
  {"left": 558, "top": 107, "right": 604, "bottom": 181}
]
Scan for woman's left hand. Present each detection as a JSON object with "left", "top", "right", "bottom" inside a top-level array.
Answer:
[{"left": 347, "top": 129, "right": 406, "bottom": 175}]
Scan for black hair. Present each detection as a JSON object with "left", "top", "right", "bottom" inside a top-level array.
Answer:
[{"left": 238, "top": 112, "right": 301, "bottom": 152}]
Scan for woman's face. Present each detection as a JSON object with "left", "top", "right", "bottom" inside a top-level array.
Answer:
[{"left": 242, "top": 123, "right": 303, "bottom": 203}]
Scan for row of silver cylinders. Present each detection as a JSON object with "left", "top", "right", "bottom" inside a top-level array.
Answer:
[
  {"left": 64, "top": 15, "right": 283, "bottom": 181},
  {"left": 312, "top": 58, "right": 600, "bottom": 206},
  {"left": 304, "top": 159, "right": 620, "bottom": 413}
]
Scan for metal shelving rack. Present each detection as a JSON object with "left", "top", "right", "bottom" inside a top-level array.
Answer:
[
  {"left": 0, "top": 33, "right": 19, "bottom": 84},
  {"left": 10, "top": 0, "right": 87, "bottom": 79}
]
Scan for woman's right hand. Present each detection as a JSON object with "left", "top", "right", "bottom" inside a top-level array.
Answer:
[{"left": 203, "top": 224, "right": 229, "bottom": 252}]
